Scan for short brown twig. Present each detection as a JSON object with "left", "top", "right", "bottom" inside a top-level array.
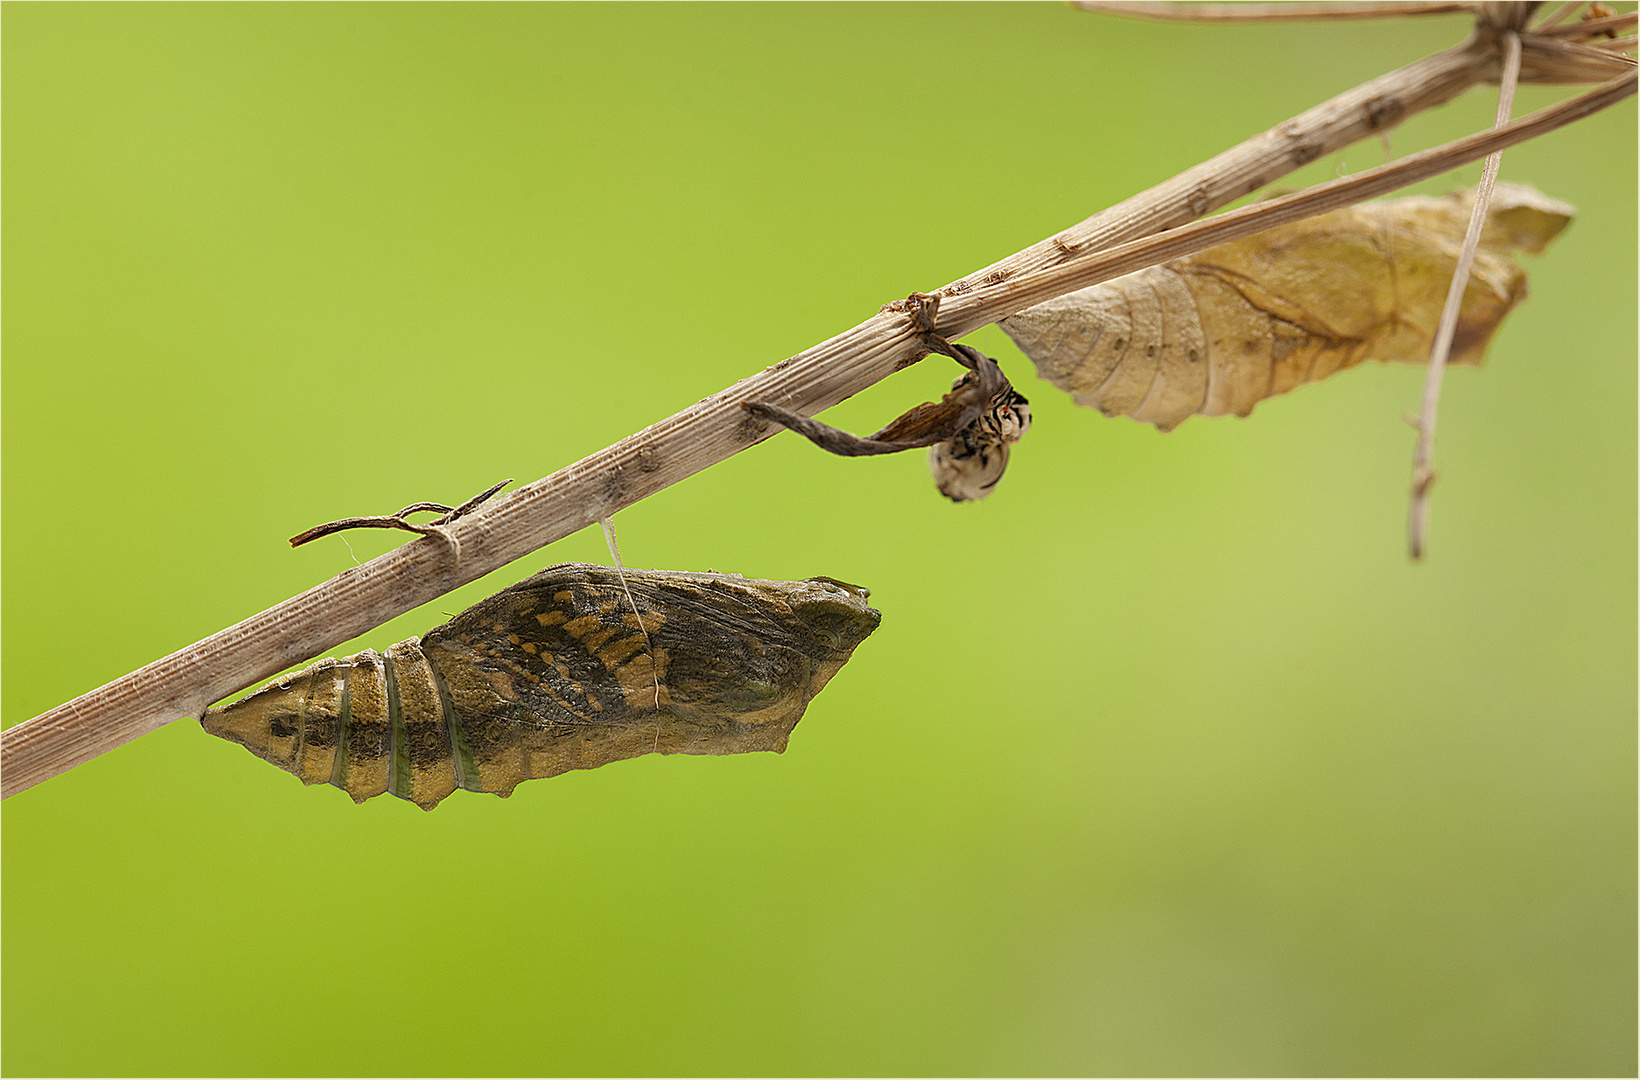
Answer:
[{"left": 288, "top": 479, "right": 513, "bottom": 548}]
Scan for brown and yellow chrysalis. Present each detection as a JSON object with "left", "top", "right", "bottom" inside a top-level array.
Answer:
[
  {"left": 202, "top": 564, "right": 881, "bottom": 809},
  {"left": 1000, "top": 183, "right": 1574, "bottom": 431}
]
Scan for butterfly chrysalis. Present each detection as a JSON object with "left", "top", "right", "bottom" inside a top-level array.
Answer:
[{"left": 202, "top": 564, "right": 881, "bottom": 809}]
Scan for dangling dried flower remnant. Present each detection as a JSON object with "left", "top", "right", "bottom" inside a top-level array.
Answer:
[{"left": 744, "top": 333, "right": 1030, "bottom": 501}]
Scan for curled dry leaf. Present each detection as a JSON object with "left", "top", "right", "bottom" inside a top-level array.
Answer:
[
  {"left": 201, "top": 564, "right": 880, "bottom": 809},
  {"left": 999, "top": 183, "right": 1574, "bottom": 431}
]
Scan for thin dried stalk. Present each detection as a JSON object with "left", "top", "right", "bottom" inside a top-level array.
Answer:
[
  {"left": 917, "top": 38, "right": 1482, "bottom": 330},
  {"left": 1517, "top": 31, "right": 1637, "bottom": 79},
  {"left": 1075, "top": 2, "right": 1480, "bottom": 22},
  {"left": 1409, "top": 31, "right": 1525, "bottom": 559},
  {"left": 3, "top": 25, "right": 1632, "bottom": 800},
  {"left": 1534, "top": 1, "right": 1587, "bottom": 29},
  {"left": 1540, "top": 11, "right": 1639, "bottom": 37}
]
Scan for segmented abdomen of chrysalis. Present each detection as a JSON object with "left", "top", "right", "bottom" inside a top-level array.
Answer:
[{"left": 201, "top": 564, "right": 881, "bottom": 809}]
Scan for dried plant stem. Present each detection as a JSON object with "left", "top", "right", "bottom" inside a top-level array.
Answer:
[
  {"left": 2, "top": 29, "right": 1632, "bottom": 800},
  {"left": 943, "top": 71, "right": 1631, "bottom": 330},
  {"left": 1408, "top": 31, "right": 1525, "bottom": 559}
]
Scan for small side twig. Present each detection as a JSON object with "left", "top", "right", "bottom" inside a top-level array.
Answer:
[
  {"left": 1408, "top": 30, "right": 1524, "bottom": 560},
  {"left": 287, "top": 479, "right": 513, "bottom": 548}
]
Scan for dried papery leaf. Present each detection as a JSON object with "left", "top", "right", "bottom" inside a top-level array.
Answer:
[
  {"left": 999, "top": 182, "right": 1573, "bottom": 431},
  {"left": 201, "top": 564, "right": 880, "bottom": 809}
]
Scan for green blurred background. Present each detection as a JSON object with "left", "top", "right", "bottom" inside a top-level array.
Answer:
[{"left": 4, "top": 4, "right": 1633, "bottom": 1076}]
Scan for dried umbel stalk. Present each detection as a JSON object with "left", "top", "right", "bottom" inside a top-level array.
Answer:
[
  {"left": 1000, "top": 183, "right": 1574, "bottom": 431},
  {"left": 202, "top": 564, "right": 881, "bottom": 809}
]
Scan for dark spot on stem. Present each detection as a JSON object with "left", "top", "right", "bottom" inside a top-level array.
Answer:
[
  {"left": 1187, "top": 184, "right": 1212, "bottom": 217},
  {"left": 1362, "top": 94, "right": 1404, "bottom": 130},
  {"left": 1288, "top": 140, "right": 1322, "bottom": 166}
]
